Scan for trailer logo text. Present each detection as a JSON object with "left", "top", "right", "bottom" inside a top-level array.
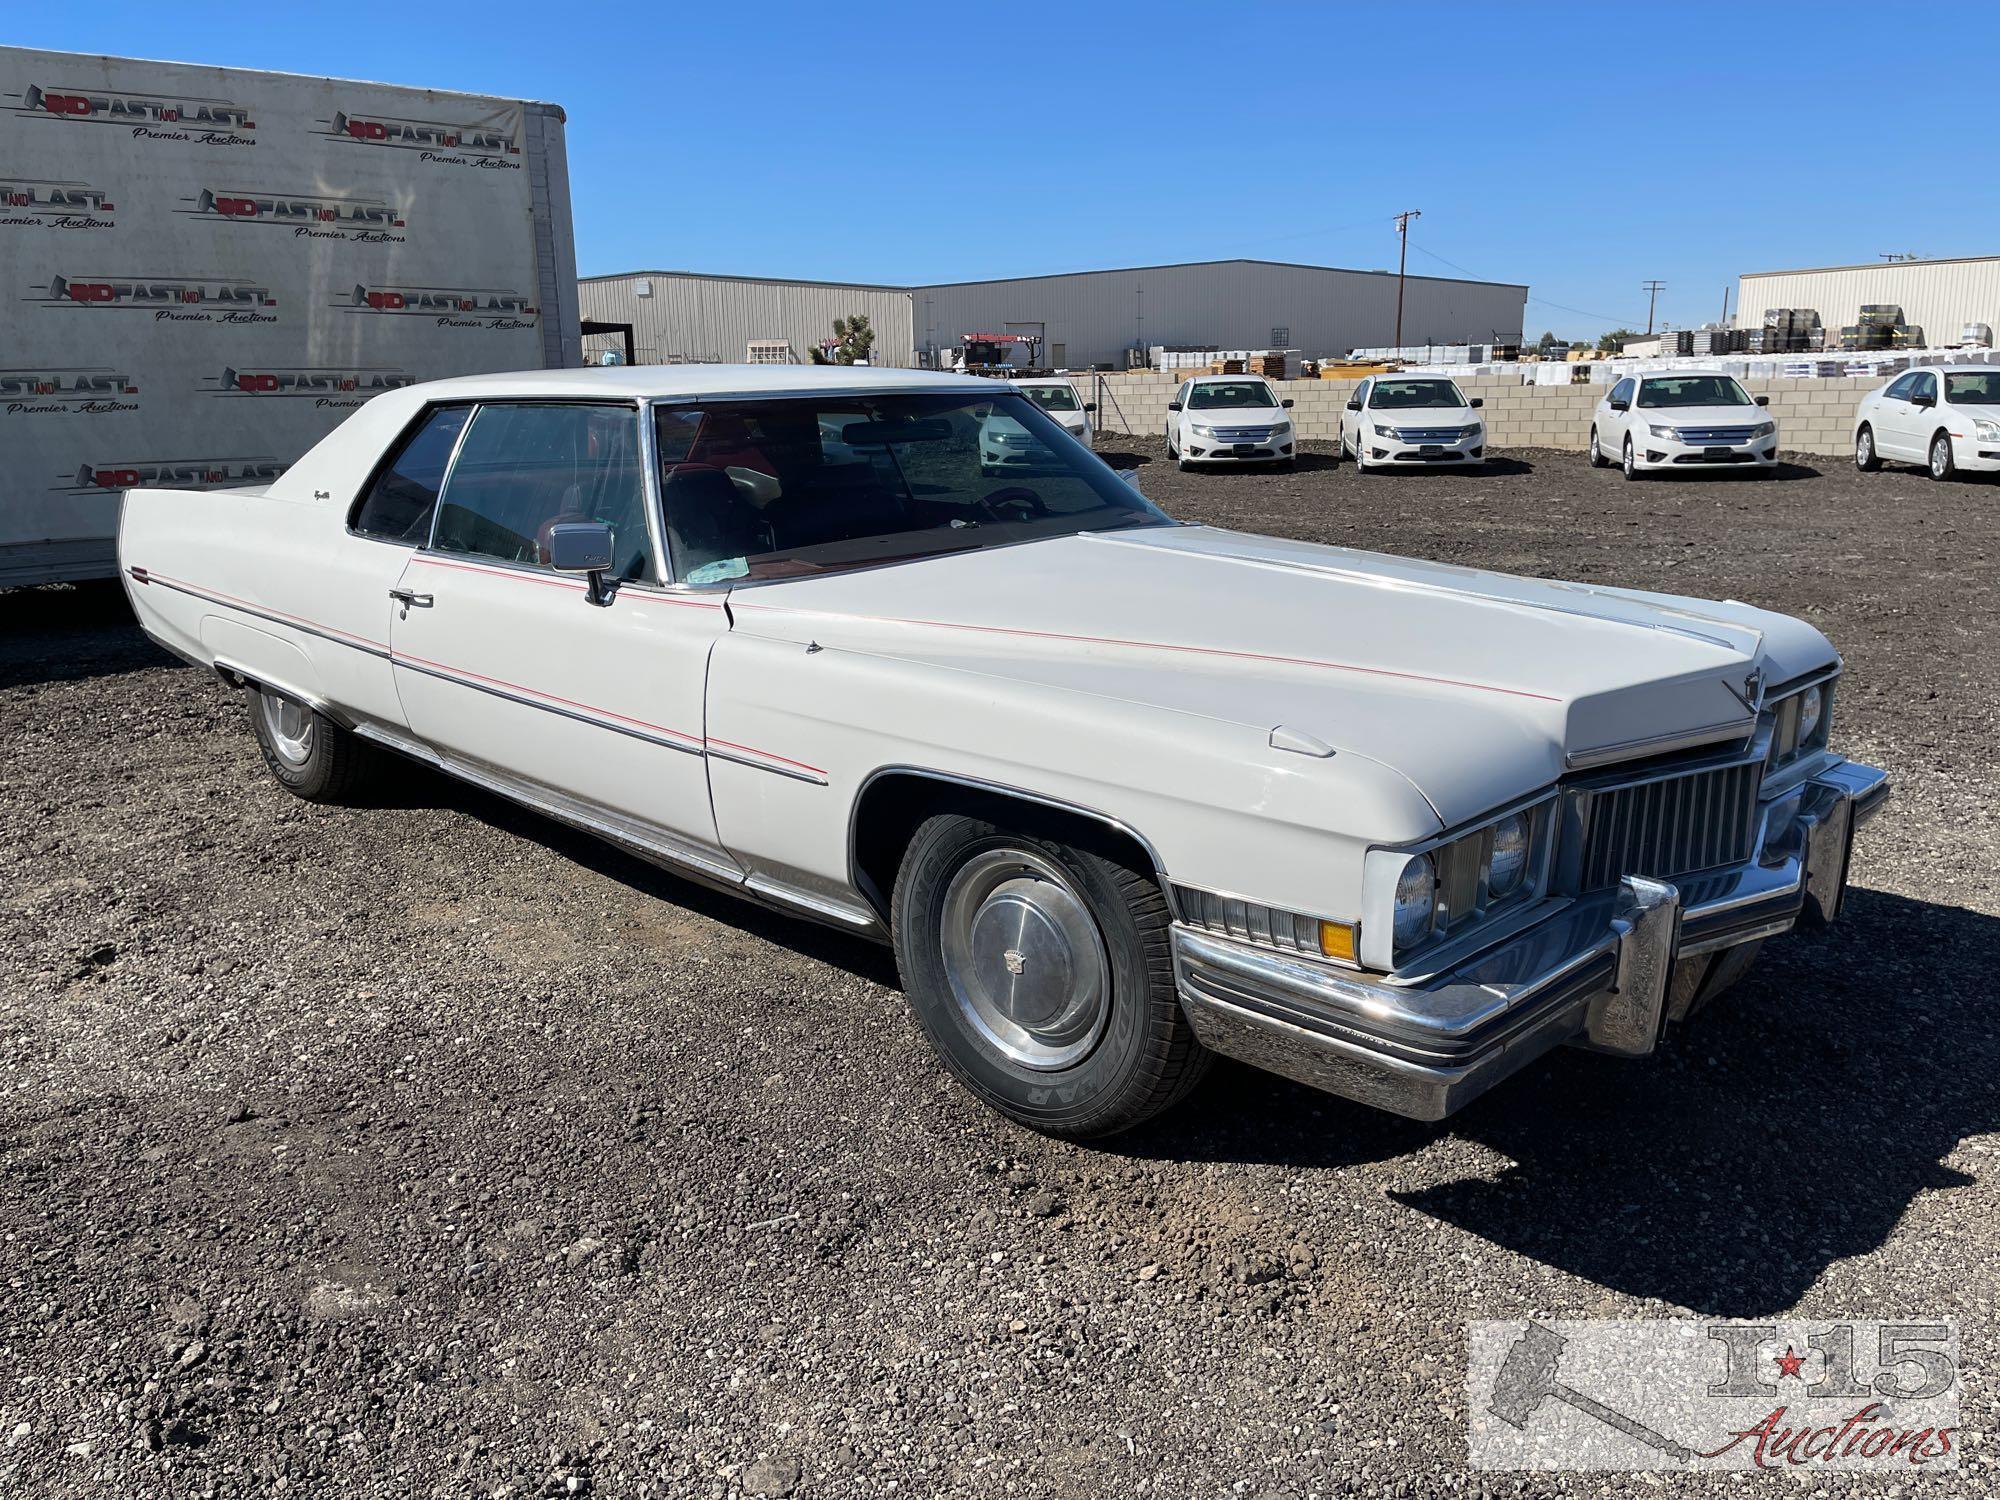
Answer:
[
  {"left": 202, "top": 366, "right": 413, "bottom": 409},
  {"left": 318, "top": 108, "right": 520, "bottom": 168},
  {"left": 0, "top": 176, "right": 117, "bottom": 230},
  {"left": 1, "top": 368, "right": 139, "bottom": 416},
  {"left": 55, "top": 457, "right": 286, "bottom": 494},
  {"left": 181, "top": 187, "right": 407, "bottom": 242},
  {"left": 6, "top": 82, "right": 254, "bottom": 143},
  {"left": 341, "top": 283, "right": 537, "bottom": 329},
  {"left": 29, "top": 274, "right": 278, "bottom": 323}
]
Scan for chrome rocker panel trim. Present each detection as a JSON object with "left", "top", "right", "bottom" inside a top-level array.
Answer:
[{"left": 1174, "top": 760, "right": 1889, "bottom": 1121}]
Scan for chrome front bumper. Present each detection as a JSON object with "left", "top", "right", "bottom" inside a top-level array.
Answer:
[{"left": 1174, "top": 759, "right": 1889, "bottom": 1121}]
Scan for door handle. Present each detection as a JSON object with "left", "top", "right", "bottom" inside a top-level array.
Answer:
[{"left": 388, "top": 587, "right": 433, "bottom": 609}]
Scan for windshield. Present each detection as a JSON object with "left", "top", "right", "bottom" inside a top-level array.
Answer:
[
  {"left": 654, "top": 392, "right": 1168, "bottom": 583},
  {"left": 1187, "top": 381, "right": 1276, "bottom": 409},
  {"left": 1368, "top": 378, "right": 1466, "bottom": 409},
  {"left": 1019, "top": 383, "right": 1080, "bottom": 412},
  {"left": 1946, "top": 370, "right": 2000, "bottom": 405},
  {"left": 1637, "top": 375, "right": 1751, "bottom": 408}
]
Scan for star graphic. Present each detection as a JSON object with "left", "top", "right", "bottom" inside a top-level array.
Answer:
[{"left": 1774, "top": 1345, "right": 1808, "bottom": 1380}]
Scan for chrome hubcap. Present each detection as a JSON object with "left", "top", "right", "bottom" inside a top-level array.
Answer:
[
  {"left": 258, "top": 691, "right": 314, "bottom": 767},
  {"left": 1932, "top": 441, "right": 1948, "bottom": 476},
  {"left": 939, "top": 848, "right": 1109, "bottom": 1071},
  {"left": 1858, "top": 432, "right": 1871, "bottom": 463}
]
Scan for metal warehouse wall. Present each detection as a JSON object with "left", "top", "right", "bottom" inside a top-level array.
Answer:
[
  {"left": 912, "top": 261, "right": 1528, "bottom": 367},
  {"left": 577, "top": 272, "right": 916, "bottom": 366},
  {"left": 1738, "top": 258, "right": 2000, "bottom": 341}
]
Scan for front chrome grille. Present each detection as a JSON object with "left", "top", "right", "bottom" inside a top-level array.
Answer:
[
  {"left": 1210, "top": 426, "right": 1277, "bottom": 442},
  {"left": 1673, "top": 424, "right": 1757, "bottom": 444},
  {"left": 1393, "top": 425, "right": 1470, "bottom": 442},
  {"left": 1572, "top": 760, "right": 1761, "bottom": 892}
]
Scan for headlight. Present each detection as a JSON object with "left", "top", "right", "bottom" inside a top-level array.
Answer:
[
  {"left": 1648, "top": 423, "right": 1676, "bottom": 439},
  {"left": 1190, "top": 423, "right": 1215, "bottom": 438},
  {"left": 1976, "top": 418, "right": 2000, "bottom": 442},
  {"left": 1372, "top": 423, "right": 1394, "bottom": 437},
  {"left": 1753, "top": 421, "right": 1776, "bottom": 438},
  {"left": 1796, "top": 683, "right": 1822, "bottom": 744},
  {"left": 1461, "top": 424, "right": 1482, "bottom": 441},
  {"left": 1487, "top": 813, "right": 1530, "bottom": 896},
  {"left": 1392, "top": 855, "right": 1435, "bottom": 950}
]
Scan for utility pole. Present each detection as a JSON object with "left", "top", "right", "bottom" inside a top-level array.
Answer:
[
  {"left": 1392, "top": 210, "right": 1421, "bottom": 352},
  {"left": 1642, "top": 280, "right": 1666, "bottom": 335}
]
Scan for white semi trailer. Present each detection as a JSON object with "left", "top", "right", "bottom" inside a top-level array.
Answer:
[{"left": 0, "top": 45, "right": 582, "bottom": 586}]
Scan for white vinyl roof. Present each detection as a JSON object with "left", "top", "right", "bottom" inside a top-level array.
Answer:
[{"left": 410, "top": 364, "right": 999, "bottom": 401}]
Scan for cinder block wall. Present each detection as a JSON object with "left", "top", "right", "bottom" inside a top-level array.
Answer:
[{"left": 1078, "top": 372, "right": 1879, "bottom": 457}]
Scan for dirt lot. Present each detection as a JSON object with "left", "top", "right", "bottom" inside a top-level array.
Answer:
[{"left": 3, "top": 443, "right": 1996, "bottom": 1498}]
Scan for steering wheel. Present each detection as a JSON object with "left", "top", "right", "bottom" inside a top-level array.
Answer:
[{"left": 978, "top": 486, "right": 1049, "bottom": 523}]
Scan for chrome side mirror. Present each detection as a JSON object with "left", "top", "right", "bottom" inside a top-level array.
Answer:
[{"left": 547, "top": 520, "right": 617, "bottom": 605}]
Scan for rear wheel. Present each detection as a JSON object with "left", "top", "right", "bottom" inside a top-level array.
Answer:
[
  {"left": 1854, "top": 423, "right": 1881, "bottom": 472},
  {"left": 890, "top": 812, "right": 1209, "bottom": 1138},
  {"left": 1929, "top": 431, "right": 1956, "bottom": 482},
  {"left": 246, "top": 684, "right": 385, "bottom": 803}
]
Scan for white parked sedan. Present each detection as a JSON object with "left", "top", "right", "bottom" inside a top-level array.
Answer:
[
  {"left": 1589, "top": 371, "right": 1778, "bottom": 479},
  {"left": 1012, "top": 377, "right": 1095, "bottom": 445},
  {"left": 1165, "top": 375, "right": 1296, "bottom": 469},
  {"left": 1337, "top": 375, "right": 1486, "bottom": 470},
  {"left": 1852, "top": 364, "right": 2000, "bottom": 480},
  {"left": 119, "top": 365, "right": 1887, "bottom": 1138}
]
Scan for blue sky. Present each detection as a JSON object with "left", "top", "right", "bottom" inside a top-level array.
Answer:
[{"left": 10, "top": 2, "right": 1997, "bottom": 339}]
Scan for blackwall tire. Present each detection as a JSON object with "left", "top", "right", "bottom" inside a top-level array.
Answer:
[
  {"left": 1854, "top": 424, "right": 1881, "bottom": 473},
  {"left": 1929, "top": 432, "right": 1956, "bottom": 482},
  {"left": 890, "top": 812, "right": 1209, "bottom": 1139},
  {"left": 246, "top": 685, "right": 386, "bottom": 804}
]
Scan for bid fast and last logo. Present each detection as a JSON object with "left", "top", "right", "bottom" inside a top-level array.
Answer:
[
  {"left": 179, "top": 187, "right": 407, "bottom": 244},
  {"left": 52, "top": 457, "right": 286, "bottom": 494},
  {"left": 3, "top": 81, "right": 254, "bottom": 144},
  {"left": 0, "top": 176, "right": 117, "bottom": 230},
  {"left": 317, "top": 107, "right": 520, "bottom": 168},
  {"left": 26, "top": 274, "right": 278, "bottom": 324},
  {"left": 0, "top": 368, "right": 138, "bottom": 416},
  {"left": 340, "top": 283, "right": 537, "bottom": 330}
]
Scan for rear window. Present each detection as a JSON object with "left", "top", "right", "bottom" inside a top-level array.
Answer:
[
  {"left": 1187, "top": 381, "right": 1276, "bottom": 409},
  {"left": 350, "top": 404, "right": 471, "bottom": 543},
  {"left": 1637, "top": 376, "right": 1751, "bottom": 408}
]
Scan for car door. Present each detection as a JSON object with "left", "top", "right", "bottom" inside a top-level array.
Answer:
[
  {"left": 1602, "top": 378, "right": 1635, "bottom": 449},
  {"left": 1898, "top": 370, "right": 1939, "bottom": 458},
  {"left": 1168, "top": 380, "right": 1189, "bottom": 444},
  {"left": 1867, "top": 373, "right": 1913, "bottom": 457},
  {"left": 1345, "top": 379, "right": 1372, "bottom": 450},
  {"left": 387, "top": 398, "right": 739, "bottom": 881}
]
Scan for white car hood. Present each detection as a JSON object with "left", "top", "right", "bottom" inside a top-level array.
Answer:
[
  {"left": 1185, "top": 405, "right": 1286, "bottom": 425},
  {"left": 1630, "top": 403, "right": 1766, "bottom": 428},
  {"left": 729, "top": 525, "right": 1836, "bottom": 826},
  {"left": 1367, "top": 404, "right": 1479, "bottom": 428}
]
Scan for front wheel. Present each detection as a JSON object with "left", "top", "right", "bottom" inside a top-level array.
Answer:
[
  {"left": 246, "top": 684, "right": 385, "bottom": 803},
  {"left": 1854, "top": 424, "right": 1881, "bottom": 472},
  {"left": 1621, "top": 435, "right": 1642, "bottom": 481},
  {"left": 890, "top": 812, "right": 1209, "bottom": 1138},
  {"left": 1588, "top": 426, "right": 1607, "bottom": 467},
  {"left": 1929, "top": 431, "right": 1956, "bottom": 482}
]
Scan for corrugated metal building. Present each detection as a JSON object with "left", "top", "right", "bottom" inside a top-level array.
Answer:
[
  {"left": 912, "top": 258, "right": 1528, "bottom": 368},
  {"left": 577, "top": 270, "right": 917, "bottom": 366},
  {"left": 1738, "top": 256, "right": 2000, "bottom": 344}
]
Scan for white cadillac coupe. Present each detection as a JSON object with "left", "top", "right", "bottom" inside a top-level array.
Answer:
[{"left": 119, "top": 366, "right": 1887, "bottom": 1137}]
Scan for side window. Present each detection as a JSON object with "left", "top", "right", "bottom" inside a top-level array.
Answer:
[
  {"left": 1611, "top": 378, "right": 1635, "bottom": 404},
  {"left": 431, "top": 403, "right": 653, "bottom": 581},
  {"left": 1910, "top": 371, "right": 1937, "bottom": 402},
  {"left": 350, "top": 404, "right": 471, "bottom": 543},
  {"left": 1882, "top": 373, "right": 1916, "bottom": 401},
  {"left": 1355, "top": 380, "right": 1372, "bottom": 407}
]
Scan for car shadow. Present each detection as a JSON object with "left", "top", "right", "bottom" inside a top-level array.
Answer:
[
  {"left": 1344, "top": 454, "right": 1537, "bottom": 477},
  {"left": 1113, "top": 886, "right": 1997, "bottom": 1317},
  {"left": 423, "top": 770, "right": 901, "bottom": 990},
  {"left": 0, "top": 580, "right": 178, "bottom": 691}
]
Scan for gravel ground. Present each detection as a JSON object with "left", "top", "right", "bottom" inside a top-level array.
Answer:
[{"left": 2, "top": 442, "right": 1996, "bottom": 1498}]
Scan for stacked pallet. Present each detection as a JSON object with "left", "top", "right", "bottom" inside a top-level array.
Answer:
[
  {"left": 1251, "top": 353, "right": 1288, "bottom": 380},
  {"left": 1839, "top": 305, "right": 1924, "bottom": 351}
]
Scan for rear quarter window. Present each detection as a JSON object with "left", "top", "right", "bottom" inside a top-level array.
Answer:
[{"left": 350, "top": 405, "right": 472, "bottom": 543}]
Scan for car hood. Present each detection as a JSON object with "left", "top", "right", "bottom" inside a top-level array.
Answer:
[
  {"left": 727, "top": 525, "right": 1836, "bottom": 828},
  {"left": 1184, "top": 406, "right": 1286, "bottom": 424},
  {"left": 1630, "top": 404, "right": 1768, "bottom": 427},
  {"left": 1366, "top": 404, "right": 1480, "bottom": 427}
]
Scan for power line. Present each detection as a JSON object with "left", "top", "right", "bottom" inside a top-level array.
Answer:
[
  {"left": 1392, "top": 210, "right": 1421, "bottom": 350},
  {"left": 1642, "top": 280, "right": 1665, "bottom": 335},
  {"left": 1406, "top": 241, "right": 1646, "bottom": 328}
]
